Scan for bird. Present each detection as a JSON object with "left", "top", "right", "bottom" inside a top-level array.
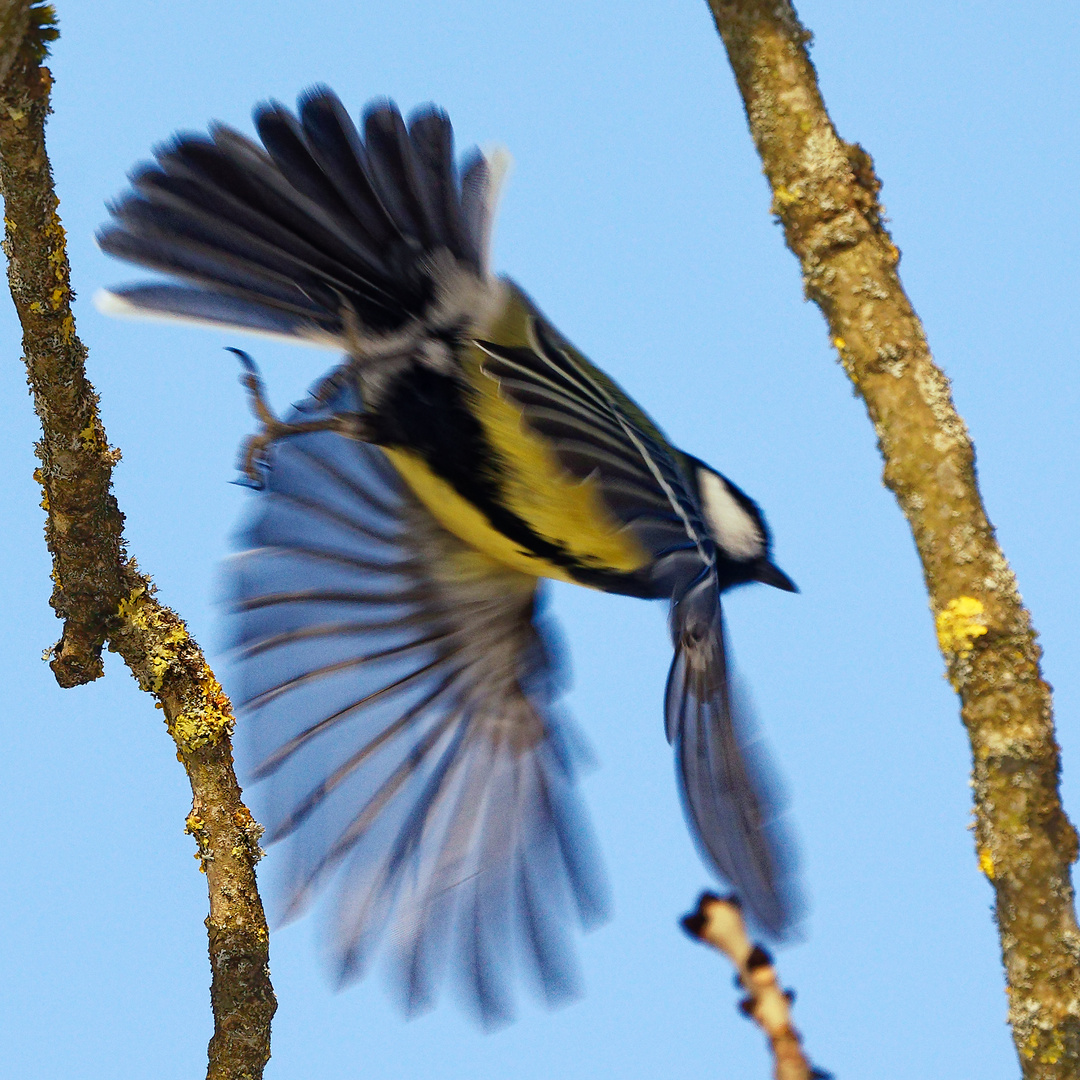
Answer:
[{"left": 97, "top": 87, "right": 801, "bottom": 1025}]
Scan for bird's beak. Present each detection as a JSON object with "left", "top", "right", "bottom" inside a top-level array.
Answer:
[{"left": 755, "top": 559, "right": 798, "bottom": 593}]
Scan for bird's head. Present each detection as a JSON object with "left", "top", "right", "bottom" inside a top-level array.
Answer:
[{"left": 691, "top": 459, "right": 797, "bottom": 593}]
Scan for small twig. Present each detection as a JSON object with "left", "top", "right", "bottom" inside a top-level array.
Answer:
[
  {"left": 682, "top": 893, "right": 826, "bottom": 1080},
  {"left": 703, "top": 2, "right": 1080, "bottom": 1073},
  {"left": 0, "top": 8, "right": 275, "bottom": 1078}
]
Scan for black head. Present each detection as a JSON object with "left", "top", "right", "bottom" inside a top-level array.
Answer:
[{"left": 690, "top": 459, "right": 797, "bottom": 593}]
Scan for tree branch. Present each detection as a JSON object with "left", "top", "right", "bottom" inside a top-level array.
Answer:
[
  {"left": 703, "top": 2, "right": 1080, "bottom": 1074},
  {"left": 0, "top": 1, "right": 114, "bottom": 687},
  {"left": 0, "top": 7, "right": 276, "bottom": 1077},
  {"left": 682, "top": 893, "right": 827, "bottom": 1080}
]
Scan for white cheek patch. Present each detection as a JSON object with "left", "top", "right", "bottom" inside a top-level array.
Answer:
[{"left": 698, "top": 468, "right": 765, "bottom": 561}]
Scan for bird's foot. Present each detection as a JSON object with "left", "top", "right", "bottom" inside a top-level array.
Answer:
[{"left": 229, "top": 348, "right": 375, "bottom": 485}]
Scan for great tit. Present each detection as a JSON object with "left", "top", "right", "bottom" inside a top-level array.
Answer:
[{"left": 98, "top": 88, "right": 801, "bottom": 1024}]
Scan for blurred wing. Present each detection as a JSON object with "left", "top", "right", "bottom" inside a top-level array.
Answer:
[
  {"left": 223, "top": 374, "right": 607, "bottom": 1025},
  {"left": 665, "top": 573, "right": 801, "bottom": 938},
  {"left": 97, "top": 88, "right": 497, "bottom": 341},
  {"left": 475, "top": 295, "right": 708, "bottom": 590}
]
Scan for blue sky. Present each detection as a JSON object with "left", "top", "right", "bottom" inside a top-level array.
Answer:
[{"left": 2, "top": 2, "right": 1077, "bottom": 1077}]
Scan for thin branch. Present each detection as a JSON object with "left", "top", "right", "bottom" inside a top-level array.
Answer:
[
  {"left": 0, "top": 7, "right": 276, "bottom": 1078},
  {"left": 109, "top": 570, "right": 276, "bottom": 1080},
  {"left": 704, "top": 1, "right": 1080, "bottom": 1074},
  {"left": 682, "top": 893, "right": 827, "bottom": 1080}
]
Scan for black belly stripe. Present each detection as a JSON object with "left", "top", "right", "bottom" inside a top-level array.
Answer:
[{"left": 371, "top": 362, "right": 655, "bottom": 597}]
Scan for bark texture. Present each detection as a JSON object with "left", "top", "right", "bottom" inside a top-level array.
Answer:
[
  {"left": 703, "top": 2, "right": 1080, "bottom": 1073},
  {"left": 0, "top": 8, "right": 276, "bottom": 1077},
  {"left": 0, "top": 2, "right": 118, "bottom": 687}
]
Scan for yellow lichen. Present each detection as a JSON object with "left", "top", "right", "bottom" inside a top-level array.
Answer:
[
  {"left": 146, "top": 627, "right": 187, "bottom": 691},
  {"left": 168, "top": 671, "right": 235, "bottom": 756},
  {"left": 978, "top": 848, "right": 995, "bottom": 880},
  {"left": 116, "top": 585, "right": 189, "bottom": 692},
  {"left": 936, "top": 596, "right": 988, "bottom": 657},
  {"left": 832, "top": 336, "right": 846, "bottom": 350},
  {"left": 76, "top": 421, "right": 111, "bottom": 453},
  {"left": 1023, "top": 1027, "right": 1065, "bottom": 1064},
  {"left": 1023, "top": 1029, "right": 1039, "bottom": 1060},
  {"left": 116, "top": 585, "right": 145, "bottom": 620},
  {"left": 185, "top": 810, "right": 211, "bottom": 873},
  {"left": 230, "top": 805, "right": 266, "bottom": 863},
  {"left": 1040, "top": 1030, "right": 1065, "bottom": 1065},
  {"left": 773, "top": 184, "right": 799, "bottom": 208}
]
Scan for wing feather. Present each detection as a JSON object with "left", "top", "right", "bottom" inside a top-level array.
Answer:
[
  {"left": 99, "top": 89, "right": 491, "bottom": 342},
  {"left": 223, "top": 376, "right": 607, "bottom": 1023},
  {"left": 475, "top": 297, "right": 710, "bottom": 584}
]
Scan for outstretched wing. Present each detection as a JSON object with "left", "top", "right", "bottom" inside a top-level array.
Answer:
[
  {"left": 474, "top": 289, "right": 710, "bottom": 596},
  {"left": 223, "top": 373, "right": 607, "bottom": 1025},
  {"left": 98, "top": 87, "right": 500, "bottom": 342}
]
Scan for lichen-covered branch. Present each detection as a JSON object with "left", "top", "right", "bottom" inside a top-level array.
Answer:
[
  {"left": 0, "top": 0, "right": 38, "bottom": 88},
  {"left": 0, "top": 8, "right": 275, "bottom": 1078},
  {"left": 703, "top": 1, "right": 1080, "bottom": 1073},
  {"left": 0, "top": 2, "right": 116, "bottom": 687},
  {"left": 682, "top": 894, "right": 826, "bottom": 1080},
  {"left": 110, "top": 569, "right": 275, "bottom": 1080}
]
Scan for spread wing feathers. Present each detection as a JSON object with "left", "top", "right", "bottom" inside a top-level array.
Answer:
[
  {"left": 223, "top": 377, "right": 607, "bottom": 1024},
  {"left": 97, "top": 88, "right": 497, "bottom": 341},
  {"left": 476, "top": 297, "right": 710, "bottom": 590},
  {"left": 665, "top": 573, "right": 800, "bottom": 938}
]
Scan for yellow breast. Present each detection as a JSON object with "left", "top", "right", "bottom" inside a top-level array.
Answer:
[{"left": 382, "top": 345, "right": 648, "bottom": 584}]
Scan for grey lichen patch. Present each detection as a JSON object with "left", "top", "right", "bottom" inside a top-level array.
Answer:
[
  {"left": 947, "top": 521, "right": 982, "bottom": 565},
  {"left": 854, "top": 274, "right": 890, "bottom": 300},
  {"left": 983, "top": 545, "right": 1025, "bottom": 607},
  {"left": 912, "top": 359, "right": 969, "bottom": 449},
  {"left": 874, "top": 341, "right": 908, "bottom": 378},
  {"left": 231, "top": 805, "right": 267, "bottom": 866}
]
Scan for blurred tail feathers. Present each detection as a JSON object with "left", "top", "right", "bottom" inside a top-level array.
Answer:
[
  {"left": 96, "top": 88, "right": 507, "bottom": 346},
  {"left": 665, "top": 571, "right": 801, "bottom": 938}
]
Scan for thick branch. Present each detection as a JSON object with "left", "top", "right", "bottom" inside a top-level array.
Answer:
[
  {"left": 704, "top": 2, "right": 1080, "bottom": 1073},
  {"left": 0, "top": 10, "right": 276, "bottom": 1078},
  {"left": 0, "top": 0, "right": 31, "bottom": 87},
  {"left": 110, "top": 567, "right": 276, "bottom": 1080},
  {"left": 0, "top": 3, "right": 118, "bottom": 687}
]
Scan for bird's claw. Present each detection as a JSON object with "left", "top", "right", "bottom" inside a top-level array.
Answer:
[{"left": 229, "top": 348, "right": 376, "bottom": 485}]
